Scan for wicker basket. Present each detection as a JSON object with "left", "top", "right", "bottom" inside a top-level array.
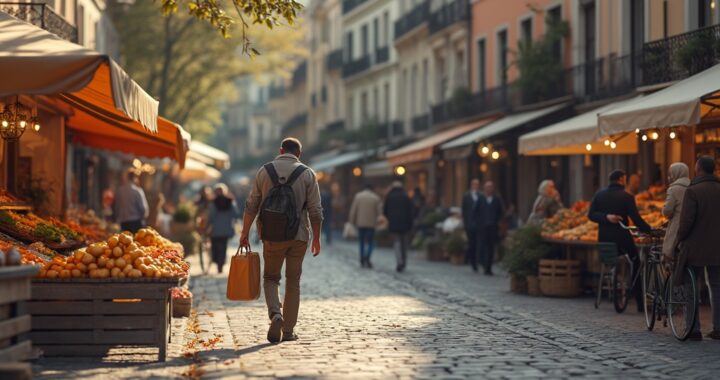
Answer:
[
  {"left": 172, "top": 297, "right": 192, "bottom": 318},
  {"left": 538, "top": 259, "right": 581, "bottom": 297}
]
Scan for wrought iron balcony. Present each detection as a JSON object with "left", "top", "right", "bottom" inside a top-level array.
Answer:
[
  {"left": 431, "top": 86, "right": 510, "bottom": 127},
  {"left": 429, "top": 0, "right": 469, "bottom": 35},
  {"left": 325, "top": 120, "right": 345, "bottom": 134},
  {"left": 342, "top": 55, "right": 371, "bottom": 78},
  {"left": 342, "top": 0, "right": 367, "bottom": 15},
  {"left": 0, "top": 2, "right": 77, "bottom": 43},
  {"left": 571, "top": 54, "right": 637, "bottom": 103},
  {"left": 375, "top": 46, "right": 390, "bottom": 65},
  {"left": 326, "top": 49, "right": 344, "bottom": 71},
  {"left": 395, "top": 0, "right": 430, "bottom": 41},
  {"left": 376, "top": 121, "right": 404, "bottom": 140},
  {"left": 412, "top": 114, "right": 430, "bottom": 133}
]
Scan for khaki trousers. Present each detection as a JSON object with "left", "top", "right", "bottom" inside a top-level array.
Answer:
[{"left": 262, "top": 240, "right": 307, "bottom": 333}]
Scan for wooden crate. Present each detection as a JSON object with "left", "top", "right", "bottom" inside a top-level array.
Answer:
[
  {"left": 0, "top": 266, "right": 38, "bottom": 363},
  {"left": 27, "top": 278, "right": 179, "bottom": 362},
  {"left": 539, "top": 259, "right": 582, "bottom": 297}
]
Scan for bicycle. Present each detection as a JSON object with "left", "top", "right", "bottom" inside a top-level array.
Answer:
[
  {"left": 594, "top": 242, "right": 641, "bottom": 313},
  {"left": 624, "top": 223, "right": 699, "bottom": 341}
]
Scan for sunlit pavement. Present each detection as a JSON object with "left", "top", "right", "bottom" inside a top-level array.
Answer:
[{"left": 34, "top": 240, "right": 720, "bottom": 379}]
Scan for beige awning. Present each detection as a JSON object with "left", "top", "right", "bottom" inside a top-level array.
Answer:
[
  {"left": 598, "top": 63, "right": 720, "bottom": 135},
  {"left": 0, "top": 12, "right": 158, "bottom": 132},
  {"left": 188, "top": 141, "right": 230, "bottom": 170},
  {"left": 180, "top": 158, "right": 222, "bottom": 182},
  {"left": 519, "top": 98, "right": 640, "bottom": 155}
]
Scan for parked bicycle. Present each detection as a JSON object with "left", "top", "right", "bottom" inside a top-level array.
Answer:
[
  {"left": 623, "top": 223, "right": 699, "bottom": 341},
  {"left": 594, "top": 242, "right": 641, "bottom": 313}
]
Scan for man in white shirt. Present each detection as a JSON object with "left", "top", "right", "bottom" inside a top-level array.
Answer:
[{"left": 113, "top": 170, "right": 149, "bottom": 233}]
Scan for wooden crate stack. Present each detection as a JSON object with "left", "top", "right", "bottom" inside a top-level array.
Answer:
[{"left": 0, "top": 266, "right": 39, "bottom": 380}]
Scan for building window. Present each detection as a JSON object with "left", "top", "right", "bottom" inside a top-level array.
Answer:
[
  {"left": 373, "top": 86, "right": 379, "bottom": 121},
  {"left": 411, "top": 64, "right": 418, "bottom": 116},
  {"left": 437, "top": 56, "right": 447, "bottom": 101},
  {"left": 699, "top": 0, "right": 717, "bottom": 27},
  {"left": 402, "top": 68, "right": 408, "bottom": 120},
  {"left": 477, "top": 39, "right": 486, "bottom": 92},
  {"left": 373, "top": 18, "right": 379, "bottom": 51},
  {"left": 547, "top": 5, "right": 562, "bottom": 63},
  {"left": 521, "top": 18, "right": 532, "bottom": 45},
  {"left": 347, "top": 94, "right": 354, "bottom": 128},
  {"left": 361, "top": 91, "right": 369, "bottom": 125},
  {"left": 422, "top": 59, "right": 429, "bottom": 109},
  {"left": 383, "top": 11, "right": 390, "bottom": 45},
  {"left": 361, "top": 24, "right": 369, "bottom": 56},
  {"left": 455, "top": 47, "right": 465, "bottom": 87},
  {"left": 496, "top": 29, "right": 508, "bottom": 85},
  {"left": 345, "top": 31, "right": 354, "bottom": 61},
  {"left": 384, "top": 82, "right": 390, "bottom": 123}
]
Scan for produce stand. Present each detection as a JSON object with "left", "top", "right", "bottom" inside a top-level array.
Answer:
[
  {"left": 26, "top": 277, "right": 180, "bottom": 361},
  {"left": 0, "top": 265, "right": 39, "bottom": 363}
]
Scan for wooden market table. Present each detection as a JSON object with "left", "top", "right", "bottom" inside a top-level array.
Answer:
[
  {"left": 25, "top": 277, "right": 181, "bottom": 362},
  {"left": 0, "top": 265, "right": 39, "bottom": 364}
]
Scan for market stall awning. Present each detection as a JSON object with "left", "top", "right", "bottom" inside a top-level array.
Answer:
[
  {"left": 519, "top": 99, "right": 640, "bottom": 155},
  {"left": 0, "top": 12, "right": 158, "bottom": 132},
  {"left": 386, "top": 118, "right": 495, "bottom": 166},
  {"left": 188, "top": 141, "right": 230, "bottom": 170},
  {"left": 180, "top": 158, "right": 221, "bottom": 182},
  {"left": 598, "top": 63, "right": 720, "bottom": 135},
  {"left": 311, "top": 150, "right": 367, "bottom": 173},
  {"left": 363, "top": 160, "right": 393, "bottom": 178},
  {"left": 441, "top": 104, "right": 568, "bottom": 151}
]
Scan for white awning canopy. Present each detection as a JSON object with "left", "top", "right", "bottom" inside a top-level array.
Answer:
[
  {"left": 188, "top": 141, "right": 230, "bottom": 170},
  {"left": 598, "top": 63, "right": 720, "bottom": 135},
  {"left": 441, "top": 104, "right": 567, "bottom": 150},
  {"left": 519, "top": 98, "right": 640, "bottom": 155},
  {"left": 362, "top": 160, "right": 392, "bottom": 178},
  {"left": 311, "top": 150, "right": 366, "bottom": 173}
]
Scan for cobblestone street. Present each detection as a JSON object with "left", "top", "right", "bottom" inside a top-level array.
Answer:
[{"left": 35, "top": 242, "right": 720, "bottom": 379}]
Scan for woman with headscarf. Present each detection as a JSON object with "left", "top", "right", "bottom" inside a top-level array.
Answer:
[
  {"left": 662, "top": 162, "right": 691, "bottom": 259},
  {"left": 207, "top": 183, "right": 240, "bottom": 273},
  {"left": 527, "top": 180, "right": 563, "bottom": 225}
]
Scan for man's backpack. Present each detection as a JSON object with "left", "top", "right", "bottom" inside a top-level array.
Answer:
[{"left": 258, "top": 163, "right": 308, "bottom": 242}]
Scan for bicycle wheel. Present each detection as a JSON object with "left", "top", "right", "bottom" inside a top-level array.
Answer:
[
  {"left": 613, "top": 256, "right": 631, "bottom": 313},
  {"left": 667, "top": 267, "right": 699, "bottom": 341},
  {"left": 642, "top": 261, "right": 657, "bottom": 331}
]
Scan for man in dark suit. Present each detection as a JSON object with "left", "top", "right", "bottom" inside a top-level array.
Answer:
[
  {"left": 462, "top": 179, "right": 481, "bottom": 272},
  {"left": 476, "top": 181, "right": 504, "bottom": 275},
  {"left": 588, "top": 169, "right": 651, "bottom": 311}
]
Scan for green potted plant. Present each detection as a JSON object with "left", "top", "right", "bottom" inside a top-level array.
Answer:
[
  {"left": 444, "top": 231, "right": 467, "bottom": 265},
  {"left": 170, "top": 203, "right": 197, "bottom": 256},
  {"left": 502, "top": 224, "right": 551, "bottom": 295},
  {"left": 676, "top": 30, "right": 717, "bottom": 75}
]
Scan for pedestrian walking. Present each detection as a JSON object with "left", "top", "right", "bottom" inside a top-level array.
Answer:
[
  {"left": 475, "top": 181, "right": 504, "bottom": 275},
  {"left": 207, "top": 183, "right": 240, "bottom": 274},
  {"left": 661, "top": 163, "right": 690, "bottom": 259},
  {"left": 239, "top": 137, "right": 323, "bottom": 343},
  {"left": 676, "top": 156, "right": 720, "bottom": 341},
  {"left": 321, "top": 187, "right": 333, "bottom": 245},
  {"left": 113, "top": 170, "right": 149, "bottom": 233},
  {"left": 348, "top": 184, "right": 382, "bottom": 268},
  {"left": 588, "top": 170, "right": 650, "bottom": 311},
  {"left": 527, "top": 180, "right": 563, "bottom": 225},
  {"left": 461, "top": 179, "right": 481, "bottom": 271},
  {"left": 384, "top": 181, "right": 414, "bottom": 273}
]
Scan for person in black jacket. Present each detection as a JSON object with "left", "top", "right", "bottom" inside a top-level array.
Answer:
[
  {"left": 384, "top": 181, "right": 415, "bottom": 272},
  {"left": 476, "top": 181, "right": 505, "bottom": 275},
  {"left": 462, "top": 179, "right": 481, "bottom": 272},
  {"left": 589, "top": 169, "right": 651, "bottom": 311}
]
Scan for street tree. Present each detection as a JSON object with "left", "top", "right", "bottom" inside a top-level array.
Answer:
[{"left": 109, "top": 0, "right": 306, "bottom": 140}]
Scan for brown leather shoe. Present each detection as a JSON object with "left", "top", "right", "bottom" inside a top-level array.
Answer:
[
  {"left": 267, "top": 314, "right": 283, "bottom": 343},
  {"left": 281, "top": 332, "right": 298, "bottom": 342}
]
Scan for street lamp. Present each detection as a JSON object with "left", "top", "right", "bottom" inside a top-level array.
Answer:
[
  {"left": 0, "top": 97, "right": 40, "bottom": 141},
  {"left": 394, "top": 166, "right": 406, "bottom": 176}
]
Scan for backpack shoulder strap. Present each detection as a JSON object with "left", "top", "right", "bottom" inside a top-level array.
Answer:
[
  {"left": 285, "top": 165, "right": 308, "bottom": 186},
  {"left": 264, "top": 163, "right": 281, "bottom": 186}
]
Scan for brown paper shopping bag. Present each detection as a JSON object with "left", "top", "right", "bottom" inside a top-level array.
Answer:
[{"left": 226, "top": 245, "right": 261, "bottom": 301}]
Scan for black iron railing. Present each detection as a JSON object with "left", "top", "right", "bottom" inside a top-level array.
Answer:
[
  {"left": 432, "top": 85, "right": 509, "bottom": 126},
  {"left": 0, "top": 2, "right": 77, "bottom": 42},
  {"left": 412, "top": 114, "right": 430, "bottom": 133},
  {"left": 342, "top": 0, "right": 367, "bottom": 15},
  {"left": 342, "top": 55, "right": 371, "bottom": 78},
  {"left": 292, "top": 61, "right": 307, "bottom": 87},
  {"left": 571, "top": 54, "right": 636, "bottom": 103},
  {"left": 375, "top": 46, "right": 389, "bottom": 65},
  {"left": 326, "top": 49, "right": 344, "bottom": 71},
  {"left": 325, "top": 120, "right": 345, "bottom": 134},
  {"left": 375, "top": 120, "right": 404, "bottom": 140},
  {"left": 429, "top": 0, "right": 468, "bottom": 35},
  {"left": 395, "top": 0, "right": 430, "bottom": 41}
]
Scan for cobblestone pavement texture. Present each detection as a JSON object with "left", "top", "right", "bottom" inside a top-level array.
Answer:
[{"left": 34, "top": 241, "right": 720, "bottom": 379}]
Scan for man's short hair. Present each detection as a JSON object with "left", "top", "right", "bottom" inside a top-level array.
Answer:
[
  {"left": 126, "top": 170, "right": 136, "bottom": 181},
  {"left": 697, "top": 155, "right": 716, "bottom": 175},
  {"left": 281, "top": 137, "right": 303, "bottom": 155},
  {"left": 609, "top": 169, "right": 626, "bottom": 183}
]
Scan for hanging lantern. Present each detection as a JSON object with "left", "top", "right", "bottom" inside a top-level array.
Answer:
[{"left": 0, "top": 96, "right": 39, "bottom": 141}]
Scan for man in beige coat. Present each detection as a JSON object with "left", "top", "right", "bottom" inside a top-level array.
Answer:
[{"left": 348, "top": 184, "right": 383, "bottom": 268}]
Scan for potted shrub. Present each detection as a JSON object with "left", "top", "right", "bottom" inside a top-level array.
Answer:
[
  {"left": 444, "top": 231, "right": 467, "bottom": 265},
  {"left": 502, "top": 225, "right": 551, "bottom": 295},
  {"left": 170, "top": 204, "right": 197, "bottom": 256}
]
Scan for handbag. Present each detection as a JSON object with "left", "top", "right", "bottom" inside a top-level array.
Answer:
[
  {"left": 343, "top": 222, "right": 358, "bottom": 239},
  {"left": 226, "top": 245, "right": 261, "bottom": 301}
]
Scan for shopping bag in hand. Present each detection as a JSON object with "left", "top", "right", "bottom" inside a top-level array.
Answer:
[
  {"left": 343, "top": 222, "right": 358, "bottom": 240},
  {"left": 226, "top": 245, "right": 261, "bottom": 301}
]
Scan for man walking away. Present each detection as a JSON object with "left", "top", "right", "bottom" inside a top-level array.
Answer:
[
  {"left": 348, "top": 184, "right": 382, "bottom": 268},
  {"left": 321, "top": 187, "right": 333, "bottom": 245},
  {"left": 588, "top": 170, "right": 650, "bottom": 312},
  {"left": 240, "top": 137, "right": 323, "bottom": 344},
  {"left": 476, "top": 181, "right": 504, "bottom": 275},
  {"left": 462, "top": 179, "right": 481, "bottom": 272},
  {"left": 676, "top": 156, "right": 720, "bottom": 341},
  {"left": 113, "top": 170, "right": 149, "bottom": 233},
  {"left": 384, "top": 181, "right": 414, "bottom": 273}
]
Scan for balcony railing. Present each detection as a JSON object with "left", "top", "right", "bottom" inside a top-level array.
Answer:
[
  {"left": 376, "top": 121, "right": 404, "bottom": 140},
  {"left": 571, "top": 54, "right": 637, "bottom": 103},
  {"left": 0, "top": 2, "right": 77, "bottom": 42},
  {"left": 342, "top": 55, "right": 371, "bottom": 78},
  {"left": 326, "top": 49, "right": 344, "bottom": 71},
  {"left": 375, "top": 46, "right": 390, "bottom": 65},
  {"left": 342, "top": 0, "right": 367, "bottom": 15},
  {"left": 641, "top": 23, "right": 720, "bottom": 86},
  {"left": 325, "top": 120, "right": 345, "bottom": 134},
  {"left": 395, "top": 0, "right": 430, "bottom": 41},
  {"left": 412, "top": 114, "right": 430, "bottom": 133},
  {"left": 429, "top": 0, "right": 469, "bottom": 35},
  {"left": 432, "top": 86, "right": 510, "bottom": 127},
  {"left": 282, "top": 113, "right": 308, "bottom": 133},
  {"left": 292, "top": 61, "right": 307, "bottom": 87}
]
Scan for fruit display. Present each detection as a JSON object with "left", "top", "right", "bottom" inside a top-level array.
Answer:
[
  {"left": 171, "top": 287, "right": 192, "bottom": 299},
  {"left": 0, "top": 239, "right": 51, "bottom": 266},
  {"left": 0, "top": 189, "right": 25, "bottom": 205},
  {"left": 36, "top": 230, "right": 188, "bottom": 280},
  {"left": 64, "top": 208, "right": 117, "bottom": 242},
  {"left": 135, "top": 228, "right": 184, "bottom": 254},
  {"left": 0, "top": 210, "right": 83, "bottom": 249}
]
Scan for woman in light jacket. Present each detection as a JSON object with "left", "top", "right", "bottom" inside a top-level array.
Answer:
[
  {"left": 662, "top": 162, "right": 691, "bottom": 259},
  {"left": 527, "top": 180, "right": 563, "bottom": 225},
  {"left": 207, "top": 183, "right": 240, "bottom": 274}
]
